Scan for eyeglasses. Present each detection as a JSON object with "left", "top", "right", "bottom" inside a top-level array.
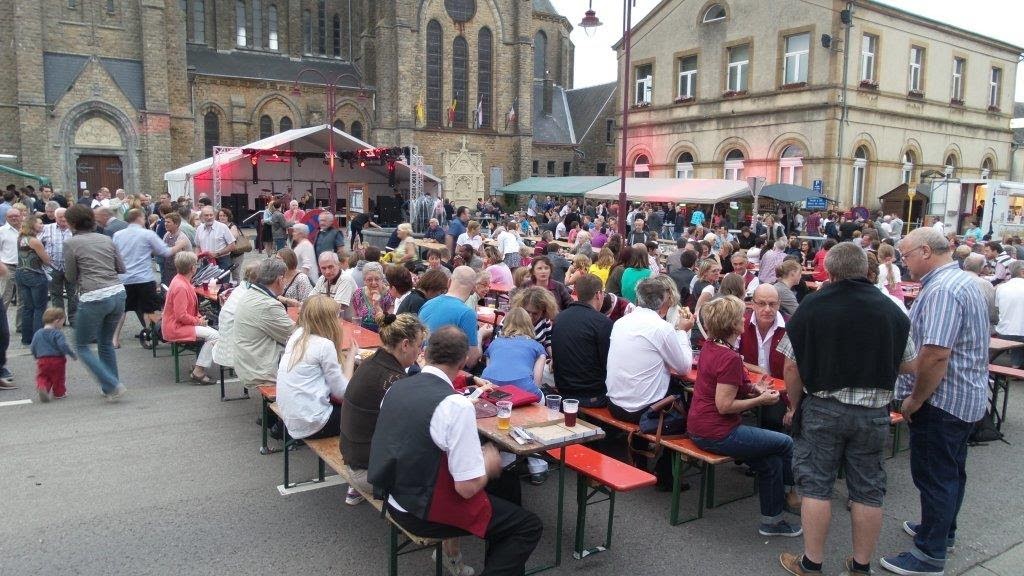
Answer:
[
  {"left": 752, "top": 300, "right": 779, "bottom": 309},
  {"left": 902, "top": 245, "right": 926, "bottom": 259}
]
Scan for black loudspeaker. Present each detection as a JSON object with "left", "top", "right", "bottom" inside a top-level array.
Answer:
[{"left": 377, "top": 196, "right": 402, "bottom": 227}]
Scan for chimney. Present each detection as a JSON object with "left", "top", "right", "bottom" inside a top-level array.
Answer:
[{"left": 543, "top": 72, "right": 553, "bottom": 115}]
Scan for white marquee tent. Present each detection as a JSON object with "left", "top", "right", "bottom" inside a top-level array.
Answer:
[
  {"left": 163, "top": 125, "right": 440, "bottom": 213},
  {"left": 584, "top": 178, "right": 751, "bottom": 204}
]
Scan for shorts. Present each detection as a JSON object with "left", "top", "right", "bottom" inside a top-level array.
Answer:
[
  {"left": 792, "top": 394, "right": 890, "bottom": 507},
  {"left": 124, "top": 282, "right": 162, "bottom": 314}
]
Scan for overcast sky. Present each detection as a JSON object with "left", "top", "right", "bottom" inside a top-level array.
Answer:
[{"left": 551, "top": 0, "right": 1024, "bottom": 101}]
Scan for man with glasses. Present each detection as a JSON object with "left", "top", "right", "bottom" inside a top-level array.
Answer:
[
  {"left": 550, "top": 274, "right": 613, "bottom": 408},
  {"left": 880, "top": 228, "right": 989, "bottom": 576},
  {"left": 739, "top": 284, "right": 786, "bottom": 379},
  {"left": 195, "top": 206, "right": 236, "bottom": 271}
]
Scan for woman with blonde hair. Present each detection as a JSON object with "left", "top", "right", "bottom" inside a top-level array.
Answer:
[
  {"left": 589, "top": 247, "right": 615, "bottom": 287},
  {"left": 564, "top": 253, "right": 593, "bottom": 288},
  {"left": 484, "top": 244, "right": 514, "bottom": 287},
  {"left": 686, "top": 295, "right": 800, "bottom": 537},
  {"left": 392, "top": 223, "right": 418, "bottom": 265},
  {"left": 15, "top": 214, "right": 51, "bottom": 343},
  {"left": 692, "top": 258, "right": 723, "bottom": 314},
  {"left": 276, "top": 295, "right": 358, "bottom": 440},
  {"left": 456, "top": 220, "right": 484, "bottom": 253},
  {"left": 509, "top": 286, "right": 558, "bottom": 353},
  {"left": 573, "top": 230, "right": 593, "bottom": 256}
]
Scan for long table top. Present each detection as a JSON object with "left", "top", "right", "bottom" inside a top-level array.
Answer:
[
  {"left": 476, "top": 403, "right": 605, "bottom": 456},
  {"left": 285, "top": 307, "right": 383, "bottom": 349}
]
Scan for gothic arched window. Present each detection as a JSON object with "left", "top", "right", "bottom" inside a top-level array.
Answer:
[
  {"left": 203, "top": 111, "right": 220, "bottom": 157},
  {"left": 426, "top": 20, "right": 443, "bottom": 126},
  {"left": 477, "top": 27, "right": 492, "bottom": 128},
  {"left": 452, "top": 36, "right": 468, "bottom": 127}
]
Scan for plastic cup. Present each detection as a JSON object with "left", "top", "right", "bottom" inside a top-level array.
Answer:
[
  {"left": 562, "top": 399, "right": 579, "bottom": 427},
  {"left": 496, "top": 400, "right": 513, "bottom": 430},
  {"left": 545, "top": 394, "right": 563, "bottom": 412}
]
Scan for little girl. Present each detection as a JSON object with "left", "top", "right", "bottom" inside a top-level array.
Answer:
[{"left": 30, "top": 308, "right": 77, "bottom": 403}]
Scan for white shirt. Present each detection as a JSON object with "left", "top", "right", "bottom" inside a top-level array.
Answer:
[
  {"left": 747, "top": 247, "right": 762, "bottom": 265},
  {"left": 747, "top": 312, "right": 785, "bottom": 374},
  {"left": 497, "top": 229, "right": 519, "bottom": 256},
  {"left": 876, "top": 284, "right": 908, "bottom": 315},
  {"left": 0, "top": 223, "right": 18, "bottom": 265},
  {"left": 878, "top": 221, "right": 892, "bottom": 239},
  {"left": 932, "top": 220, "right": 945, "bottom": 234},
  {"left": 293, "top": 239, "right": 319, "bottom": 284},
  {"left": 212, "top": 283, "right": 249, "bottom": 367},
  {"left": 555, "top": 222, "right": 567, "bottom": 239},
  {"left": 877, "top": 261, "right": 902, "bottom": 289},
  {"left": 312, "top": 271, "right": 357, "bottom": 307},
  {"left": 195, "top": 220, "right": 235, "bottom": 255},
  {"left": 606, "top": 307, "right": 693, "bottom": 412},
  {"left": 457, "top": 233, "right": 483, "bottom": 252},
  {"left": 276, "top": 329, "right": 349, "bottom": 439},
  {"left": 995, "top": 277, "right": 1024, "bottom": 336},
  {"left": 387, "top": 365, "right": 485, "bottom": 512}
]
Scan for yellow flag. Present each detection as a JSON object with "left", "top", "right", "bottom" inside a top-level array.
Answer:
[{"left": 415, "top": 99, "right": 425, "bottom": 125}]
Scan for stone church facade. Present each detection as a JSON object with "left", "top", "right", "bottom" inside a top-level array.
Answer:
[{"left": 0, "top": 0, "right": 612, "bottom": 210}]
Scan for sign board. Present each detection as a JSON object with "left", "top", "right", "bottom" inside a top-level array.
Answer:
[
  {"left": 812, "top": 179, "right": 823, "bottom": 195},
  {"left": 805, "top": 196, "right": 827, "bottom": 210}
]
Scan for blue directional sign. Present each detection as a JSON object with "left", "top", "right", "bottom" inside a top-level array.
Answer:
[
  {"left": 812, "top": 179, "right": 823, "bottom": 195},
  {"left": 806, "top": 196, "right": 827, "bottom": 210}
]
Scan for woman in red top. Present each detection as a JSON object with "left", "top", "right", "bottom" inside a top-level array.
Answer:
[
  {"left": 162, "top": 251, "right": 220, "bottom": 384},
  {"left": 811, "top": 238, "right": 835, "bottom": 282},
  {"left": 686, "top": 295, "right": 801, "bottom": 537}
]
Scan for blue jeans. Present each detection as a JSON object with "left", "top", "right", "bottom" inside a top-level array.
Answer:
[
  {"left": 74, "top": 290, "right": 126, "bottom": 394},
  {"left": 692, "top": 425, "right": 794, "bottom": 520},
  {"left": 15, "top": 269, "right": 48, "bottom": 345},
  {"left": 908, "top": 402, "right": 973, "bottom": 565}
]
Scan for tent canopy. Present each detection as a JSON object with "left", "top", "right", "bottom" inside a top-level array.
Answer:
[
  {"left": 584, "top": 178, "right": 751, "bottom": 204},
  {"left": 163, "top": 124, "right": 440, "bottom": 203},
  {"left": 759, "top": 183, "right": 819, "bottom": 203},
  {"left": 496, "top": 176, "right": 618, "bottom": 197},
  {"left": 0, "top": 164, "right": 51, "bottom": 186}
]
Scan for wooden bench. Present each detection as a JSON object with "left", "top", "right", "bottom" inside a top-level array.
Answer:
[
  {"left": 257, "top": 385, "right": 279, "bottom": 455},
  {"left": 579, "top": 406, "right": 751, "bottom": 525},
  {"left": 988, "top": 364, "right": 1024, "bottom": 431},
  {"left": 546, "top": 444, "right": 656, "bottom": 559},
  {"left": 303, "top": 437, "right": 444, "bottom": 576}
]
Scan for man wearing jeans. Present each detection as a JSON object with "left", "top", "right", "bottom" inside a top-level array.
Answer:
[
  {"left": 881, "top": 228, "right": 988, "bottom": 576},
  {"left": 778, "top": 243, "right": 915, "bottom": 576},
  {"left": 40, "top": 208, "right": 76, "bottom": 325}
]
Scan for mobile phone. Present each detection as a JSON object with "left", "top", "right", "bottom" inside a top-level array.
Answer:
[{"left": 487, "top": 389, "right": 512, "bottom": 401}]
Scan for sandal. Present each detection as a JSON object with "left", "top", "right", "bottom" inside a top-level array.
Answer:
[{"left": 190, "top": 372, "right": 215, "bottom": 385}]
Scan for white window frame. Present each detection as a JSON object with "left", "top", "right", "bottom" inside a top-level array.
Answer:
[
  {"left": 951, "top": 57, "right": 964, "bottom": 101},
  {"left": 860, "top": 34, "right": 876, "bottom": 83},
  {"left": 783, "top": 33, "right": 809, "bottom": 85},
  {"left": 675, "top": 154, "right": 694, "bottom": 179},
  {"left": 702, "top": 5, "right": 725, "bottom": 23},
  {"left": 902, "top": 163, "right": 913, "bottom": 184},
  {"left": 678, "top": 56, "right": 697, "bottom": 99},
  {"left": 852, "top": 156, "right": 867, "bottom": 206},
  {"left": 635, "top": 64, "right": 653, "bottom": 105},
  {"left": 724, "top": 159, "right": 744, "bottom": 181},
  {"left": 779, "top": 157, "right": 803, "bottom": 185},
  {"left": 908, "top": 46, "right": 923, "bottom": 93},
  {"left": 267, "top": 4, "right": 278, "bottom": 50},
  {"left": 235, "top": 0, "right": 247, "bottom": 47},
  {"left": 634, "top": 155, "right": 650, "bottom": 178},
  {"left": 727, "top": 44, "right": 749, "bottom": 92},
  {"left": 989, "top": 67, "right": 1002, "bottom": 108}
]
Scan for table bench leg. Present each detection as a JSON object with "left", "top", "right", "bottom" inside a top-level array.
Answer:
[
  {"left": 219, "top": 366, "right": 249, "bottom": 402},
  {"left": 572, "top": 475, "right": 615, "bottom": 559},
  {"left": 386, "top": 524, "right": 443, "bottom": 576},
  {"left": 669, "top": 454, "right": 706, "bottom": 525},
  {"left": 259, "top": 397, "right": 280, "bottom": 455}
]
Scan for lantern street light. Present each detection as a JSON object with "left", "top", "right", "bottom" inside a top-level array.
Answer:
[
  {"left": 580, "top": 1, "right": 632, "bottom": 237},
  {"left": 291, "top": 70, "right": 361, "bottom": 213}
]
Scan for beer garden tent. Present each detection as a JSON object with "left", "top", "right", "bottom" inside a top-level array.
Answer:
[
  {"left": 583, "top": 177, "right": 752, "bottom": 204},
  {"left": 496, "top": 176, "right": 619, "bottom": 197},
  {"left": 758, "top": 183, "right": 821, "bottom": 204},
  {"left": 163, "top": 124, "right": 441, "bottom": 212}
]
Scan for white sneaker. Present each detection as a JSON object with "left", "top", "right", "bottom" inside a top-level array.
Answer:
[
  {"left": 105, "top": 384, "right": 127, "bottom": 402},
  {"left": 431, "top": 550, "right": 475, "bottom": 576},
  {"left": 344, "top": 487, "right": 365, "bottom": 506}
]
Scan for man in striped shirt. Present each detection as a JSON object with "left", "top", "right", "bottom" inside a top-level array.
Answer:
[{"left": 881, "top": 228, "right": 988, "bottom": 576}]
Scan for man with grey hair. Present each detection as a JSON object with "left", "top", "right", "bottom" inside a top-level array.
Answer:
[
  {"left": 759, "top": 238, "right": 789, "bottom": 284},
  {"left": 419, "top": 265, "right": 487, "bottom": 367},
  {"left": 880, "top": 227, "right": 989, "bottom": 576},
  {"left": 195, "top": 205, "right": 236, "bottom": 270},
  {"left": 95, "top": 206, "right": 127, "bottom": 237},
  {"left": 605, "top": 277, "right": 694, "bottom": 487},
  {"left": 41, "top": 200, "right": 59, "bottom": 224},
  {"left": 311, "top": 251, "right": 357, "bottom": 317},
  {"left": 290, "top": 223, "right": 317, "bottom": 283},
  {"left": 233, "top": 258, "right": 295, "bottom": 389},
  {"left": 40, "top": 207, "right": 76, "bottom": 325},
  {"left": 778, "top": 242, "right": 915, "bottom": 576},
  {"left": 313, "top": 211, "right": 345, "bottom": 260},
  {"left": 962, "top": 253, "right": 997, "bottom": 326},
  {"left": 994, "top": 259, "right": 1024, "bottom": 368}
]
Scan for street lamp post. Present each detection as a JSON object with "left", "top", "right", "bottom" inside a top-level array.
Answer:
[
  {"left": 291, "top": 71, "right": 361, "bottom": 213},
  {"left": 580, "top": 1, "right": 632, "bottom": 237}
]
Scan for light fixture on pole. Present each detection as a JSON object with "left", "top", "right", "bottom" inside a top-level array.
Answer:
[{"left": 579, "top": 1, "right": 602, "bottom": 38}]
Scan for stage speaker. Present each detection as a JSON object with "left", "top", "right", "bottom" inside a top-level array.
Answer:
[{"left": 377, "top": 196, "right": 402, "bottom": 227}]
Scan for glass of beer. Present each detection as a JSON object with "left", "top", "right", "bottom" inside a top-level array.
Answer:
[
  {"left": 496, "top": 401, "right": 513, "bottom": 430},
  {"left": 562, "top": 399, "right": 579, "bottom": 427},
  {"left": 545, "top": 394, "right": 562, "bottom": 413}
]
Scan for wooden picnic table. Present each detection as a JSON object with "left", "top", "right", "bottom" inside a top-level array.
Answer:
[
  {"left": 477, "top": 402, "right": 605, "bottom": 571},
  {"left": 409, "top": 238, "right": 446, "bottom": 252},
  {"left": 285, "top": 307, "right": 383, "bottom": 349},
  {"left": 990, "top": 336, "right": 1024, "bottom": 362}
]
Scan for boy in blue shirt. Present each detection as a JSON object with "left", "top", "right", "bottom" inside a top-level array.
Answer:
[{"left": 30, "top": 308, "right": 77, "bottom": 403}]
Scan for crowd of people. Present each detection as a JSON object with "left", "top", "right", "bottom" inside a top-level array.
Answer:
[{"left": 2, "top": 180, "right": 1022, "bottom": 576}]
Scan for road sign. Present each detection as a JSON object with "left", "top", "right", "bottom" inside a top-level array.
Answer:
[
  {"left": 812, "top": 179, "right": 823, "bottom": 195},
  {"left": 806, "top": 196, "right": 827, "bottom": 210}
]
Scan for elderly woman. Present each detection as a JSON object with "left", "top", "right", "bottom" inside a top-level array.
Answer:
[
  {"left": 484, "top": 244, "right": 514, "bottom": 288},
  {"left": 283, "top": 199, "right": 306, "bottom": 224},
  {"left": 16, "top": 215, "right": 51, "bottom": 344},
  {"left": 465, "top": 270, "right": 493, "bottom": 309},
  {"left": 350, "top": 262, "right": 394, "bottom": 332},
  {"left": 392, "top": 223, "right": 418, "bottom": 265},
  {"left": 277, "top": 295, "right": 357, "bottom": 440},
  {"left": 395, "top": 268, "right": 448, "bottom": 315},
  {"left": 63, "top": 205, "right": 127, "bottom": 398},
  {"left": 573, "top": 230, "right": 593, "bottom": 256},
  {"left": 276, "top": 248, "right": 313, "bottom": 307},
  {"left": 161, "top": 212, "right": 192, "bottom": 286},
  {"left": 686, "top": 295, "right": 801, "bottom": 537},
  {"left": 523, "top": 255, "right": 572, "bottom": 311},
  {"left": 162, "top": 251, "right": 221, "bottom": 384}
]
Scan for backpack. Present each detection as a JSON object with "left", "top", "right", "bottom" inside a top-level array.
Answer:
[{"left": 968, "top": 410, "right": 1007, "bottom": 445}]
